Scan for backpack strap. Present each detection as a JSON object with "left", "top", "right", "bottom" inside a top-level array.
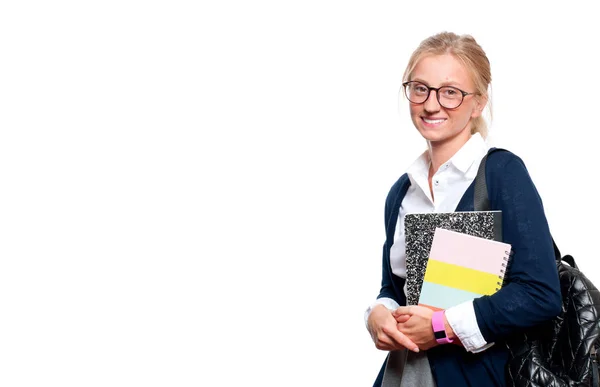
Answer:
[
  {"left": 474, "top": 148, "right": 565, "bottom": 264},
  {"left": 473, "top": 147, "right": 503, "bottom": 212},
  {"left": 561, "top": 254, "right": 577, "bottom": 269},
  {"left": 592, "top": 345, "right": 600, "bottom": 387}
]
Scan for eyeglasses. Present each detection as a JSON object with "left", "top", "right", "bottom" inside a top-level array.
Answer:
[{"left": 402, "top": 81, "right": 475, "bottom": 109}]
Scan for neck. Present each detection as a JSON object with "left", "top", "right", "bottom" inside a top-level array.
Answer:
[{"left": 426, "top": 131, "right": 472, "bottom": 177}]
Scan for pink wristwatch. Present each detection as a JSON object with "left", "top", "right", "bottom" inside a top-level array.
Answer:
[{"left": 432, "top": 310, "right": 453, "bottom": 344}]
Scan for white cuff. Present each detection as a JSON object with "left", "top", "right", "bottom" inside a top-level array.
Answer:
[
  {"left": 364, "top": 298, "right": 400, "bottom": 329},
  {"left": 445, "top": 301, "right": 494, "bottom": 353}
]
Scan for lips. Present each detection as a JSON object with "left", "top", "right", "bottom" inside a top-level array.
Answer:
[
  {"left": 422, "top": 117, "right": 447, "bottom": 127},
  {"left": 423, "top": 118, "right": 445, "bottom": 124}
]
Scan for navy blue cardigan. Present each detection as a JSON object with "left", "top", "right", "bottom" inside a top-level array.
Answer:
[{"left": 373, "top": 150, "right": 562, "bottom": 387}]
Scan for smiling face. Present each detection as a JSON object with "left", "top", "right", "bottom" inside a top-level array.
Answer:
[{"left": 408, "top": 54, "right": 486, "bottom": 147}]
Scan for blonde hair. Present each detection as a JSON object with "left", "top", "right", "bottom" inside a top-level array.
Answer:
[{"left": 403, "top": 32, "right": 492, "bottom": 138}]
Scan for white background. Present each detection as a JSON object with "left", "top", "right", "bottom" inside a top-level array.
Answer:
[{"left": 0, "top": 1, "right": 598, "bottom": 386}]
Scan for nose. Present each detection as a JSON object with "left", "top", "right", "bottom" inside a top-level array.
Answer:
[{"left": 423, "top": 89, "right": 441, "bottom": 112}]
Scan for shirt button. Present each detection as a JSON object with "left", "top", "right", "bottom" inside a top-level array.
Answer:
[{"left": 434, "top": 180, "right": 439, "bottom": 185}]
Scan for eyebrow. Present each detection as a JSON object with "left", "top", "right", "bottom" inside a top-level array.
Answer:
[{"left": 411, "top": 78, "right": 464, "bottom": 88}]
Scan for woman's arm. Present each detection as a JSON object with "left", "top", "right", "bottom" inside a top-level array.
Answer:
[
  {"left": 376, "top": 173, "right": 410, "bottom": 305},
  {"left": 366, "top": 174, "right": 419, "bottom": 351},
  {"left": 473, "top": 153, "right": 562, "bottom": 342}
]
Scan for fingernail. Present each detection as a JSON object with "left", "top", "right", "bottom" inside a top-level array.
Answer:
[{"left": 413, "top": 347, "right": 420, "bottom": 353}]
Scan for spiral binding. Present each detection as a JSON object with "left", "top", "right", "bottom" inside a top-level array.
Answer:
[{"left": 495, "top": 249, "right": 515, "bottom": 291}]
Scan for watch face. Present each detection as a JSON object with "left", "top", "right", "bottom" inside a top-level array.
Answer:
[{"left": 434, "top": 330, "right": 446, "bottom": 340}]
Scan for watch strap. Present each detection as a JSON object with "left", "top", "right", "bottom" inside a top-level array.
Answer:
[{"left": 432, "top": 310, "right": 453, "bottom": 344}]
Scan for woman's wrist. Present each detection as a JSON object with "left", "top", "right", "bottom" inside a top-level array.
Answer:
[
  {"left": 443, "top": 313, "right": 457, "bottom": 340},
  {"left": 443, "top": 313, "right": 463, "bottom": 346},
  {"left": 432, "top": 310, "right": 454, "bottom": 344}
]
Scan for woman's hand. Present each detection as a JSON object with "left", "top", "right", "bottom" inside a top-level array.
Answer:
[
  {"left": 392, "top": 306, "right": 438, "bottom": 351},
  {"left": 367, "top": 304, "right": 420, "bottom": 352}
]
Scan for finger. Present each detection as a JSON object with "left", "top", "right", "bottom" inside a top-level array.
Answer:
[
  {"left": 374, "top": 332, "right": 397, "bottom": 351},
  {"left": 387, "top": 329, "right": 418, "bottom": 352},
  {"left": 396, "top": 322, "right": 410, "bottom": 333},
  {"left": 394, "top": 314, "right": 411, "bottom": 323},
  {"left": 383, "top": 325, "right": 419, "bottom": 352},
  {"left": 375, "top": 337, "right": 396, "bottom": 351},
  {"left": 392, "top": 306, "right": 412, "bottom": 317}
]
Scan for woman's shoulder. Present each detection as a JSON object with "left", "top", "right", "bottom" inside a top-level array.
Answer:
[
  {"left": 384, "top": 173, "right": 410, "bottom": 208},
  {"left": 387, "top": 173, "right": 410, "bottom": 195},
  {"left": 382, "top": 173, "right": 410, "bottom": 223},
  {"left": 485, "top": 147, "right": 527, "bottom": 172},
  {"left": 485, "top": 148, "right": 537, "bottom": 194}
]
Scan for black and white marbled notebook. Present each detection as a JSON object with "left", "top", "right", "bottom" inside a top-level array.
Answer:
[{"left": 403, "top": 211, "right": 502, "bottom": 306}]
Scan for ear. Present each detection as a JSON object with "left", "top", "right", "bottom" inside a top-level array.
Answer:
[{"left": 471, "top": 94, "right": 488, "bottom": 119}]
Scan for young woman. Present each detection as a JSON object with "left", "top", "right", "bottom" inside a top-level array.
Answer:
[{"left": 365, "top": 32, "right": 562, "bottom": 386}]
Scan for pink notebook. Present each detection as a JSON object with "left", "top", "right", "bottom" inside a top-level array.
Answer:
[{"left": 418, "top": 227, "right": 512, "bottom": 311}]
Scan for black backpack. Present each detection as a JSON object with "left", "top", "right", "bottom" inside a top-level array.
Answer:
[{"left": 476, "top": 148, "right": 600, "bottom": 386}]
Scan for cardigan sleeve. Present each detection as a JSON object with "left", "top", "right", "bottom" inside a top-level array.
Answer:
[
  {"left": 377, "top": 243, "right": 400, "bottom": 302},
  {"left": 473, "top": 153, "right": 562, "bottom": 342},
  {"left": 376, "top": 174, "right": 409, "bottom": 306}
]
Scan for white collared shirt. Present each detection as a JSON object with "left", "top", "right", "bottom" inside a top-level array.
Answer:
[{"left": 366, "top": 133, "right": 493, "bottom": 353}]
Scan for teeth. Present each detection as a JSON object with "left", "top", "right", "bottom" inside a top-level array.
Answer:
[{"left": 424, "top": 118, "right": 445, "bottom": 124}]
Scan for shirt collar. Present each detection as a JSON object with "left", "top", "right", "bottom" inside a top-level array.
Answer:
[
  {"left": 406, "top": 133, "right": 488, "bottom": 182},
  {"left": 451, "top": 132, "right": 487, "bottom": 174}
]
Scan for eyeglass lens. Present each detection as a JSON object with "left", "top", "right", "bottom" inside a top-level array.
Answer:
[{"left": 405, "top": 82, "right": 463, "bottom": 109}]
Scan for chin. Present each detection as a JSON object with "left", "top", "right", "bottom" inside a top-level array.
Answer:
[
  {"left": 416, "top": 127, "right": 447, "bottom": 143},
  {"left": 422, "top": 130, "right": 472, "bottom": 148}
]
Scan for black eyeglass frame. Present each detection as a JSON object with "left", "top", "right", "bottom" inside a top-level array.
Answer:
[{"left": 402, "top": 81, "right": 476, "bottom": 109}]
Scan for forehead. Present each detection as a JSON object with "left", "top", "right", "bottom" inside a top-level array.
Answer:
[{"left": 411, "top": 54, "right": 473, "bottom": 88}]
